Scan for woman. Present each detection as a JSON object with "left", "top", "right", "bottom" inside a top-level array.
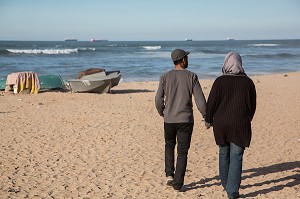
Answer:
[{"left": 205, "top": 52, "right": 256, "bottom": 199}]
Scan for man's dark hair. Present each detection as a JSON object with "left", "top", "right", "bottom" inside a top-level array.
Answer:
[{"left": 173, "top": 56, "right": 186, "bottom": 65}]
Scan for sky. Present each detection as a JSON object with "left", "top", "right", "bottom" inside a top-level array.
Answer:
[{"left": 0, "top": 0, "right": 299, "bottom": 41}]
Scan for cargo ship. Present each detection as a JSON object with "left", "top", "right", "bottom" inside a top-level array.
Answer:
[
  {"left": 90, "top": 38, "right": 108, "bottom": 42},
  {"left": 65, "top": 38, "right": 77, "bottom": 41}
]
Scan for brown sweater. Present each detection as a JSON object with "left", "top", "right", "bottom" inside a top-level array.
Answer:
[
  {"left": 205, "top": 75, "right": 256, "bottom": 147},
  {"left": 155, "top": 69, "right": 206, "bottom": 123}
]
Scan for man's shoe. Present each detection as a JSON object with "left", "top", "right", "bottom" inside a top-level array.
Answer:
[
  {"left": 166, "top": 176, "right": 173, "bottom": 186},
  {"left": 174, "top": 185, "right": 187, "bottom": 192}
]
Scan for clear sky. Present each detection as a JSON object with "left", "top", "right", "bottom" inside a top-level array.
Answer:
[{"left": 0, "top": 0, "right": 299, "bottom": 41}]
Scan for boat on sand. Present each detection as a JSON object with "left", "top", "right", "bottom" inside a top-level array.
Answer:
[
  {"left": 67, "top": 68, "right": 121, "bottom": 93},
  {"left": 67, "top": 78, "right": 111, "bottom": 93}
]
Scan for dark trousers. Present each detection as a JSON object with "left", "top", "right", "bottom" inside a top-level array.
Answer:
[{"left": 164, "top": 122, "right": 193, "bottom": 190}]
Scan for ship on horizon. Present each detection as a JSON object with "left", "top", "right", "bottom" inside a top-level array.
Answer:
[
  {"left": 65, "top": 38, "right": 77, "bottom": 41},
  {"left": 90, "top": 38, "right": 108, "bottom": 42},
  {"left": 226, "top": 37, "right": 235, "bottom": 41}
]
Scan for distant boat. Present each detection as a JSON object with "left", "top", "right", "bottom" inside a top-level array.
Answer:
[
  {"left": 185, "top": 38, "right": 193, "bottom": 41},
  {"left": 90, "top": 38, "right": 108, "bottom": 42},
  {"left": 65, "top": 38, "right": 77, "bottom": 41},
  {"left": 226, "top": 38, "right": 235, "bottom": 41}
]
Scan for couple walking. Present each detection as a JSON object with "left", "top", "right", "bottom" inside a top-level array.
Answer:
[{"left": 155, "top": 49, "right": 256, "bottom": 199}]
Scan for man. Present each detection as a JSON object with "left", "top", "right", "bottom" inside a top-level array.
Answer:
[{"left": 155, "top": 49, "right": 206, "bottom": 192}]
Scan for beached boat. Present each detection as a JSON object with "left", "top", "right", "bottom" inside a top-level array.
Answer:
[
  {"left": 39, "top": 74, "right": 66, "bottom": 90},
  {"left": 67, "top": 69, "right": 121, "bottom": 93},
  {"left": 1, "top": 73, "right": 66, "bottom": 92},
  {"left": 81, "top": 70, "right": 121, "bottom": 88},
  {"left": 67, "top": 78, "right": 111, "bottom": 93},
  {"left": 0, "top": 79, "right": 6, "bottom": 90}
]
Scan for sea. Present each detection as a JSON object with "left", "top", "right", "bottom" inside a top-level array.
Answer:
[{"left": 0, "top": 39, "right": 300, "bottom": 82}]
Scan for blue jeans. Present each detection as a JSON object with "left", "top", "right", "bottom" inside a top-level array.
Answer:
[
  {"left": 164, "top": 123, "right": 193, "bottom": 190},
  {"left": 219, "top": 143, "right": 244, "bottom": 199}
]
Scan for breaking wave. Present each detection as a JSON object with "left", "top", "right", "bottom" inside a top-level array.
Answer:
[
  {"left": 248, "top": 44, "right": 280, "bottom": 47},
  {"left": 142, "top": 46, "right": 161, "bottom": 50},
  {"left": 6, "top": 48, "right": 79, "bottom": 54},
  {"left": 245, "top": 53, "right": 297, "bottom": 58},
  {"left": 4, "top": 47, "right": 96, "bottom": 55}
]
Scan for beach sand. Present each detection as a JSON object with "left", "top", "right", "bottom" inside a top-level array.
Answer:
[{"left": 0, "top": 72, "right": 299, "bottom": 198}]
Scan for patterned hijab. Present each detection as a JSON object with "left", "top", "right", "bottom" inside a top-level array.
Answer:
[{"left": 222, "top": 52, "right": 246, "bottom": 75}]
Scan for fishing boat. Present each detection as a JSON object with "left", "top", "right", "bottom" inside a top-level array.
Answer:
[
  {"left": 185, "top": 38, "right": 193, "bottom": 41},
  {"left": 81, "top": 70, "right": 121, "bottom": 88},
  {"left": 0, "top": 78, "right": 6, "bottom": 90},
  {"left": 67, "top": 78, "right": 111, "bottom": 93},
  {"left": 67, "top": 69, "right": 122, "bottom": 93},
  {"left": 39, "top": 74, "right": 66, "bottom": 90}
]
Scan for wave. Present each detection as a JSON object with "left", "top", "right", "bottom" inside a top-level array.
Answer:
[
  {"left": 5, "top": 47, "right": 96, "bottom": 55},
  {"left": 200, "top": 49, "right": 226, "bottom": 54},
  {"left": 248, "top": 44, "right": 280, "bottom": 47},
  {"left": 107, "top": 44, "right": 118, "bottom": 47},
  {"left": 0, "top": 49, "right": 10, "bottom": 55},
  {"left": 245, "top": 53, "right": 298, "bottom": 58},
  {"left": 78, "top": 48, "right": 96, "bottom": 51},
  {"left": 6, "top": 48, "right": 79, "bottom": 54},
  {"left": 142, "top": 46, "right": 161, "bottom": 50}
]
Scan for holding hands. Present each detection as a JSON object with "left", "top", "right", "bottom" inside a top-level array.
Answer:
[{"left": 205, "top": 121, "right": 212, "bottom": 129}]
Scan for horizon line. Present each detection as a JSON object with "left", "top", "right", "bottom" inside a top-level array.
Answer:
[{"left": 0, "top": 38, "right": 300, "bottom": 42}]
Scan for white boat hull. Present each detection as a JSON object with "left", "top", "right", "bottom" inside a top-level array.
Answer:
[
  {"left": 67, "top": 78, "right": 111, "bottom": 93},
  {"left": 81, "top": 71, "right": 121, "bottom": 88}
]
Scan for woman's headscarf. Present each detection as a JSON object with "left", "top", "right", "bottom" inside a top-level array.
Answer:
[{"left": 222, "top": 52, "right": 246, "bottom": 75}]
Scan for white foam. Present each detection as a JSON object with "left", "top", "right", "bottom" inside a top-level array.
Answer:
[
  {"left": 248, "top": 44, "right": 280, "bottom": 47},
  {"left": 142, "top": 46, "right": 161, "bottom": 50},
  {"left": 107, "top": 44, "right": 118, "bottom": 47},
  {"left": 6, "top": 48, "right": 78, "bottom": 54},
  {"left": 78, "top": 48, "right": 96, "bottom": 51}
]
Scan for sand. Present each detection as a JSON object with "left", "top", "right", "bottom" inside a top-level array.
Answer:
[{"left": 0, "top": 72, "right": 299, "bottom": 198}]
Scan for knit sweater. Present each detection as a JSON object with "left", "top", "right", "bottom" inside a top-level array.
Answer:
[
  {"left": 205, "top": 75, "right": 256, "bottom": 147},
  {"left": 155, "top": 69, "right": 206, "bottom": 123}
]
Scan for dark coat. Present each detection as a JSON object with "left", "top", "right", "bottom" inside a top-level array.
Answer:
[{"left": 205, "top": 75, "right": 256, "bottom": 147}]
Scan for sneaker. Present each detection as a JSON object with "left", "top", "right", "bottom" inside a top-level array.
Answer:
[
  {"left": 174, "top": 185, "right": 187, "bottom": 192},
  {"left": 166, "top": 176, "right": 173, "bottom": 186},
  {"left": 228, "top": 193, "right": 241, "bottom": 199}
]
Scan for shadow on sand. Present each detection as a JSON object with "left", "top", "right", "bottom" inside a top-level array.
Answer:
[
  {"left": 185, "top": 161, "right": 300, "bottom": 197},
  {"left": 110, "top": 89, "right": 154, "bottom": 94},
  {"left": 37, "top": 88, "right": 154, "bottom": 94}
]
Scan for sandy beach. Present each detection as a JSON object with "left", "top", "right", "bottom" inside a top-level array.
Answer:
[{"left": 0, "top": 72, "right": 299, "bottom": 198}]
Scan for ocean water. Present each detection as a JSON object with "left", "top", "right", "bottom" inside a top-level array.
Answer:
[{"left": 0, "top": 39, "right": 300, "bottom": 82}]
